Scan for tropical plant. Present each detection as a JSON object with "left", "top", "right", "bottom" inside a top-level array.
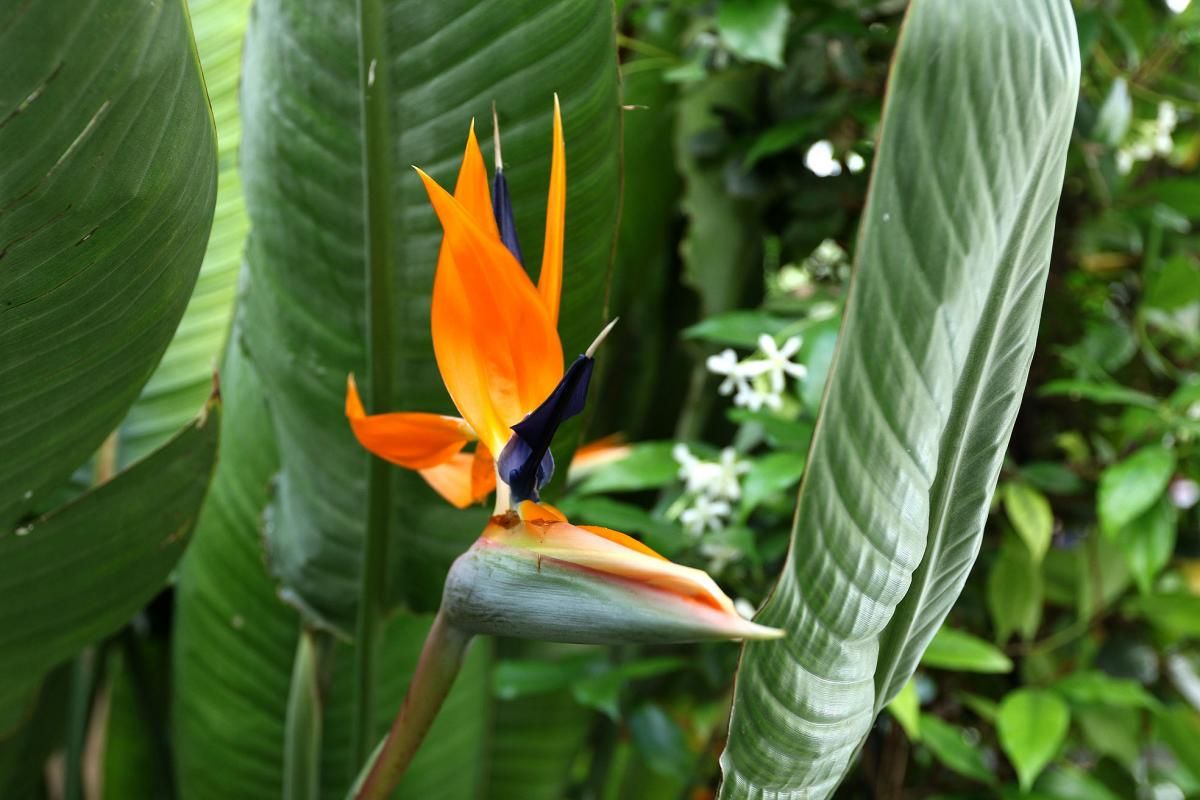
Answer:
[{"left": 3, "top": 0, "right": 1200, "bottom": 798}]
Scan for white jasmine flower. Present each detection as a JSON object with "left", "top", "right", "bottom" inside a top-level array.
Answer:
[
  {"left": 733, "top": 598, "right": 758, "bottom": 619},
  {"left": 701, "top": 538, "right": 743, "bottom": 574},
  {"left": 1155, "top": 101, "right": 1178, "bottom": 155},
  {"left": 756, "top": 334, "right": 808, "bottom": 394},
  {"left": 711, "top": 448, "right": 751, "bottom": 501},
  {"left": 674, "top": 443, "right": 718, "bottom": 495},
  {"left": 673, "top": 445, "right": 749, "bottom": 502},
  {"left": 706, "top": 348, "right": 751, "bottom": 397},
  {"left": 680, "top": 494, "right": 731, "bottom": 536}
]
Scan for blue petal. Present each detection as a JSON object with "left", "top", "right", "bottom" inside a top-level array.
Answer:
[
  {"left": 491, "top": 170, "right": 524, "bottom": 265},
  {"left": 498, "top": 355, "right": 594, "bottom": 502}
]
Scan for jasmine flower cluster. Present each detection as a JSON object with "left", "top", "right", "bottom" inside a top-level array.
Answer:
[{"left": 706, "top": 334, "right": 808, "bottom": 412}]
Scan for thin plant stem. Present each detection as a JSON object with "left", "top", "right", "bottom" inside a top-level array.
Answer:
[
  {"left": 351, "top": 612, "right": 473, "bottom": 800},
  {"left": 352, "top": 0, "right": 396, "bottom": 771}
]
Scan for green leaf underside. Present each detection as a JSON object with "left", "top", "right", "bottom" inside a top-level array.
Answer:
[
  {"left": 719, "top": 1, "right": 1079, "bottom": 797},
  {"left": 0, "top": 0, "right": 216, "bottom": 526},
  {"left": 0, "top": 399, "right": 218, "bottom": 719},
  {"left": 237, "top": 0, "right": 622, "bottom": 630},
  {"left": 115, "top": 0, "right": 252, "bottom": 467}
]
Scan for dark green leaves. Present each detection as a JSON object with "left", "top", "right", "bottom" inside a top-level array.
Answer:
[
  {"left": 719, "top": 1, "right": 1080, "bottom": 796},
  {"left": 0, "top": 399, "right": 218, "bottom": 703},
  {"left": 0, "top": 0, "right": 216, "bottom": 525}
]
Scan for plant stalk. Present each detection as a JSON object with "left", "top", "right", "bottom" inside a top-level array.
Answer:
[
  {"left": 285, "top": 630, "right": 328, "bottom": 800},
  {"left": 350, "top": 612, "right": 473, "bottom": 800},
  {"left": 352, "top": 0, "right": 396, "bottom": 771}
]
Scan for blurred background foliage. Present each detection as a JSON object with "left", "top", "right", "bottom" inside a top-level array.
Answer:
[{"left": 558, "top": 0, "right": 1200, "bottom": 796}]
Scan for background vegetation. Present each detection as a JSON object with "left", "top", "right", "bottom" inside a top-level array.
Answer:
[{"left": 1, "top": 0, "right": 1198, "bottom": 798}]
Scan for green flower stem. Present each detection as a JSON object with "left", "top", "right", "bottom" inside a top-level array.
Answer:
[
  {"left": 351, "top": 612, "right": 473, "bottom": 800},
  {"left": 352, "top": 0, "right": 396, "bottom": 770}
]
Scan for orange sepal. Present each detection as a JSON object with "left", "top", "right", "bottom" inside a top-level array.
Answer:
[
  {"left": 539, "top": 95, "right": 566, "bottom": 325},
  {"left": 419, "top": 167, "right": 563, "bottom": 455},
  {"left": 454, "top": 121, "right": 500, "bottom": 237},
  {"left": 419, "top": 450, "right": 496, "bottom": 508},
  {"left": 345, "top": 375, "right": 475, "bottom": 469},
  {"left": 517, "top": 500, "right": 568, "bottom": 523},
  {"left": 577, "top": 525, "right": 668, "bottom": 562}
]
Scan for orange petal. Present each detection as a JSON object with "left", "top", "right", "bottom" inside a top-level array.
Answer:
[
  {"left": 419, "top": 450, "right": 495, "bottom": 509},
  {"left": 346, "top": 375, "right": 474, "bottom": 469},
  {"left": 539, "top": 95, "right": 565, "bottom": 325},
  {"left": 578, "top": 525, "right": 667, "bottom": 562},
  {"left": 455, "top": 121, "right": 500, "bottom": 237},
  {"left": 568, "top": 434, "right": 632, "bottom": 482},
  {"left": 497, "top": 520, "right": 734, "bottom": 613},
  {"left": 517, "top": 500, "right": 568, "bottom": 523},
  {"left": 471, "top": 446, "right": 496, "bottom": 501},
  {"left": 420, "top": 166, "right": 563, "bottom": 455}
]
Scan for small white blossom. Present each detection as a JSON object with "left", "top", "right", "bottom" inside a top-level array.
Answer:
[
  {"left": 756, "top": 334, "right": 808, "bottom": 394},
  {"left": 674, "top": 443, "right": 716, "bottom": 494},
  {"left": 680, "top": 494, "right": 732, "bottom": 536},
  {"left": 673, "top": 445, "right": 749, "bottom": 501},
  {"left": 711, "top": 448, "right": 751, "bottom": 501},
  {"left": 701, "top": 538, "right": 743, "bottom": 573},
  {"left": 733, "top": 379, "right": 781, "bottom": 412},
  {"left": 706, "top": 348, "right": 747, "bottom": 397},
  {"left": 1117, "top": 101, "right": 1179, "bottom": 174},
  {"left": 1156, "top": 102, "right": 1178, "bottom": 155},
  {"left": 733, "top": 598, "right": 758, "bottom": 619}
]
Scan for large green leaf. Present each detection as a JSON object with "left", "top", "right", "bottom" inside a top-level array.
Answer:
[
  {"left": 0, "top": 397, "right": 218, "bottom": 727},
  {"left": 0, "top": 0, "right": 216, "bottom": 525},
  {"left": 173, "top": 341, "right": 490, "bottom": 800},
  {"left": 719, "top": 1, "right": 1080, "bottom": 797},
  {"left": 116, "top": 0, "right": 252, "bottom": 467}
]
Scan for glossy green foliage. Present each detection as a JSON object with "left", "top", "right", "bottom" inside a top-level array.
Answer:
[
  {"left": 719, "top": 1, "right": 1080, "bottom": 796},
  {"left": 116, "top": 0, "right": 252, "bottom": 466},
  {"left": 0, "top": 399, "right": 218, "bottom": 729},
  {"left": 0, "top": 0, "right": 216, "bottom": 525}
]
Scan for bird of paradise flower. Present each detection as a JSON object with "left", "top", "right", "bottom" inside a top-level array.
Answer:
[{"left": 345, "top": 97, "right": 781, "bottom": 799}]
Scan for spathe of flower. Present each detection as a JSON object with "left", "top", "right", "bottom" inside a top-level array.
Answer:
[
  {"left": 443, "top": 501, "right": 782, "bottom": 644},
  {"left": 347, "top": 100, "right": 782, "bottom": 800}
]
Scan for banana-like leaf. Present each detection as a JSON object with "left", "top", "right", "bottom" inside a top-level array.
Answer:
[
  {"left": 0, "top": 396, "right": 219, "bottom": 723},
  {"left": 116, "top": 0, "right": 252, "bottom": 467},
  {"left": 174, "top": 340, "right": 491, "bottom": 799},
  {"left": 0, "top": 0, "right": 216, "bottom": 525},
  {"left": 719, "top": 1, "right": 1080, "bottom": 796},
  {"left": 234, "top": 0, "right": 621, "bottom": 630}
]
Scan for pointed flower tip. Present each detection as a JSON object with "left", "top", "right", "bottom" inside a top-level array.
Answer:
[
  {"left": 740, "top": 622, "right": 787, "bottom": 641},
  {"left": 585, "top": 317, "right": 620, "bottom": 358},
  {"left": 491, "top": 101, "right": 503, "bottom": 171}
]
